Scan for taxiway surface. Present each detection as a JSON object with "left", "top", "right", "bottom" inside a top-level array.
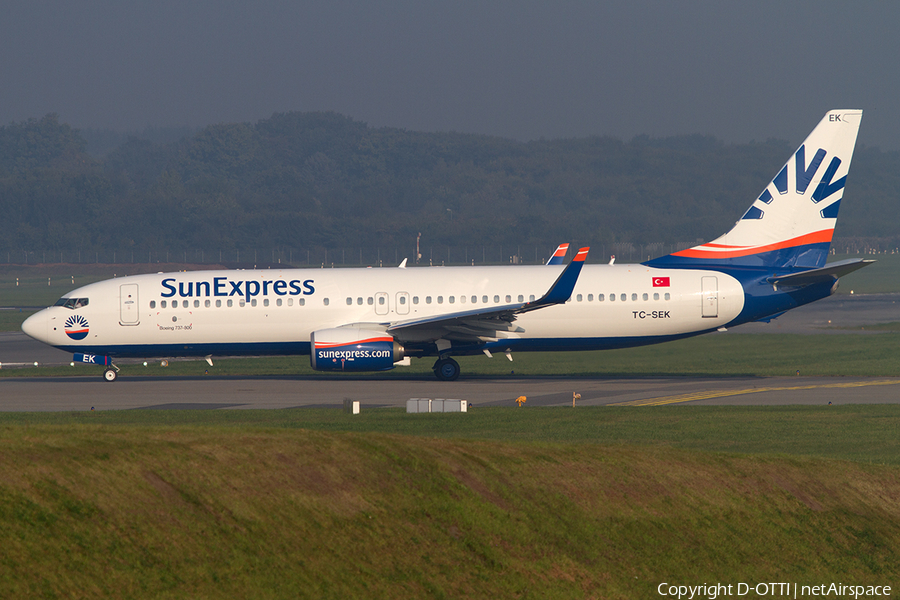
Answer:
[{"left": 2, "top": 375, "right": 899, "bottom": 412}]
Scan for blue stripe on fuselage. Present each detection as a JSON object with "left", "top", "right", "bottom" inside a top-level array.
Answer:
[{"left": 643, "top": 242, "right": 832, "bottom": 270}]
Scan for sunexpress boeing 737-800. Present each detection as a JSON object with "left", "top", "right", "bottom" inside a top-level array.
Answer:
[{"left": 22, "top": 110, "right": 871, "bottom": 382}]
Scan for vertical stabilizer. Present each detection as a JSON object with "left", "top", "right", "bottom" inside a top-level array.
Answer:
[{"left": 647, "top": 110, "right": 862, "bottom": 269}]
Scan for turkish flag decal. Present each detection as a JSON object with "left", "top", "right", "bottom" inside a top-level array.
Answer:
[{"left": 652, "top": 277, "right": 670, "bottom": 287}]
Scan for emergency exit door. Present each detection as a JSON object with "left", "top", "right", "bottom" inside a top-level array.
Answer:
[
  {"left": 375, "top": 292, "right": 389, "bottom": 316},
  {"left": 701, "top": 276, "right": 718, "bottom": 318}
]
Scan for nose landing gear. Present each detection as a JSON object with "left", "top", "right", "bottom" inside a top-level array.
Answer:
[{"left": 103, "top": 366, "right": 120, "bottom": 382}]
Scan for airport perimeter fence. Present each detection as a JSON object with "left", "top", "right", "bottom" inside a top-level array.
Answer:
[
  {"left": 2, "top": 244, "right": 660, "bottom": 267},
  {"left": 2, "top": 238, "right": 897, "bottom": 267}
]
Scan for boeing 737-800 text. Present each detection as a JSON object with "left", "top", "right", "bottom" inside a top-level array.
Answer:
[{"left": 22, "top": 110, "right": 870, "bottom": 381}]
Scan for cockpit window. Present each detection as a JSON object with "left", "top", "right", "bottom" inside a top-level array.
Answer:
[{"left": 54, "top": 297, "right": 89, "bottom": 309}]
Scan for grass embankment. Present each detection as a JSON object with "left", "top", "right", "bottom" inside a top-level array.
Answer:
[{"left": 1, "top": 422, "right": 899, "bottom": 598}]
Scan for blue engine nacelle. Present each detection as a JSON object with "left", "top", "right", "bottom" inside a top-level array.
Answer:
[{"left": 310, "top": 328, "right": 405, "bottom": 372}]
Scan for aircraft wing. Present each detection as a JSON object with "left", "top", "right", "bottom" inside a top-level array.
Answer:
[
  {"left": 767, "top": 258, "right": 874, "bottom": 288},
  {"left": 387, "top": 247, "right": 589, "bottom": 341}
]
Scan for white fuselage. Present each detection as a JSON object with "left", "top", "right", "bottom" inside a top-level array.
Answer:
[{"left": 23, "top": 263, "right": 744, "bottom": 357}]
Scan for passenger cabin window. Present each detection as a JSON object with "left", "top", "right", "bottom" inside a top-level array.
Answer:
[
  {"left": 620, "top": 293, "right": 627, "bottom": 302},
  {"left": 665, "top": 293, "right": 671, "bottom": 301},
  {"left": 631, "top": 293, "right": 638, "bottom": 301},
  {"left": 437, "top": 296, "right": 444, "bottom": 304},
  {"left": 150, "top": 300, "right": 156, "bottom": 309},
  {"left": 576, "top": 294, "right": 583, "bottom": 302},
  {"left": 205, "top": 299, "right": 211, "bottom": 308},
  {"left": 449, "top": 296, "right": 455, "bottom": 304},
  {"left": 653, "top": 293, "right": 660, "bottom": 301},
  {"left": 642, "top": 293, "right": 649, "bottom": 301},
  {"left": 276, "top": 298, "right": 282, "bottom": 307},
  {"left": 194, "top": 300, "right": 200, "bottom": 308},
  {"left": 493, "top": 295, "right": 500, "bottom": 303},
  {"left": 482, "top": 295, "right": 488, "bottom": 303},
  {"left": 161, "top": 300, "right": 168, "bottom": 308},
  {"left": 357, "top": 297, "right": 363, "bottom": 305},
  {"left": 518, "top": 295, "right": 524, "bottom": 302},
  {"left": 598, "top": 294, "right": 605, "bottom": 301},
  {"left": 413, "top": 296, "right": 419, "bottom": 304},
  {"left": 400, "top": 296, "right": 407, "bottom": 305},
  {"left": 346, "top": 297, "right": 353, "bottom": 305},
  {"left": 471, "top": 296, "right": 477, "bottom": 303},
  {"left": 227, "top": 299, "right": 233, "bottom": 307},
  {"left": 324, "top": 298, "right": 330, "bottom": 306},
  {"left": 263, "top": 299, "right": 269, "bottom": 307},
  {"left": 587, "top": 294, "right": 593, "bottom": 302}
]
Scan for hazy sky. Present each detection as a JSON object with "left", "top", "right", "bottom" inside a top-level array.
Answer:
[{"left": 2, "top": 1, "right": 898, "bottom": 149}]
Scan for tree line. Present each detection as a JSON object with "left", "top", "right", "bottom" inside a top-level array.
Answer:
[{"left": 1, "top": 112, "right": 898, "bottom": 261}]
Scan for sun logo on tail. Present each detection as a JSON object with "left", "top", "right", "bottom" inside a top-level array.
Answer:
[{"left": 64, "top": 315, "right": 90, "bottom": 340}]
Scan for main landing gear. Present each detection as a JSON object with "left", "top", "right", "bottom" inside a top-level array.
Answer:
[{"left": 433, "top": 357, "right": 460, "bottom": 381}]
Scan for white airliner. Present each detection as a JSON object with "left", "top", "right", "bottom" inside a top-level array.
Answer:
[{"left": 22, "top": 110, "right": 871, "bottom": 382}]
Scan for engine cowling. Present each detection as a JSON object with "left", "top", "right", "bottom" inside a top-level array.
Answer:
[{"left": 310, "top": 327, "right": 405, "bottom": 372}]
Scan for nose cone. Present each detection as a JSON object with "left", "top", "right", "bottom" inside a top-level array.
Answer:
[{"left": 21, "top": 310, "right": 49, "bottom": 344}]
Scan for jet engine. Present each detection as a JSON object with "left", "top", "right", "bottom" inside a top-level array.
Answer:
[{"left": 310, "top": 327, "right": 405, "bottom": 372}]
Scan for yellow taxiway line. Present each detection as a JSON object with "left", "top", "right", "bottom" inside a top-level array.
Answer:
[{"left": 609, "top": 379, "right": 900, "bottom": 407}]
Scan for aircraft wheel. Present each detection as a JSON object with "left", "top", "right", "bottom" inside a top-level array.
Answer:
[
  {"left": 103, "top": 368, "right": 118, "bottom": 382},
  {"left": 433, "top": 358, "right": 460, "bottom": 381}
]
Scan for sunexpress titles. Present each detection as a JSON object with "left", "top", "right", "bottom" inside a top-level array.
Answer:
[{"left": 160, "top": 277, "right": 315, "bottom": 303}]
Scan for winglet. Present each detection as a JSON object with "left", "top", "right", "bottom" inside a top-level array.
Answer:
[
  {"left": 522, "top": 247, "right": 589, "bottom": 312},
  {"left": 546, "top": 243, "right": 570, "bottom": 265}
]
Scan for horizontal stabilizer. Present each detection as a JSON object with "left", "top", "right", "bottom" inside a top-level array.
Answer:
[{"left": 767, "top": 259, "right": 874, "bottom": 287}]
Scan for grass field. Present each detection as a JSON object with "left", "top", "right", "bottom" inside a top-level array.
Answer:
[
  {"left": 2, "top": 404, "right": 898, "bottom": 465},
  {"left": 0, "top": 417, "right": 898, "bottom": 598}
]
